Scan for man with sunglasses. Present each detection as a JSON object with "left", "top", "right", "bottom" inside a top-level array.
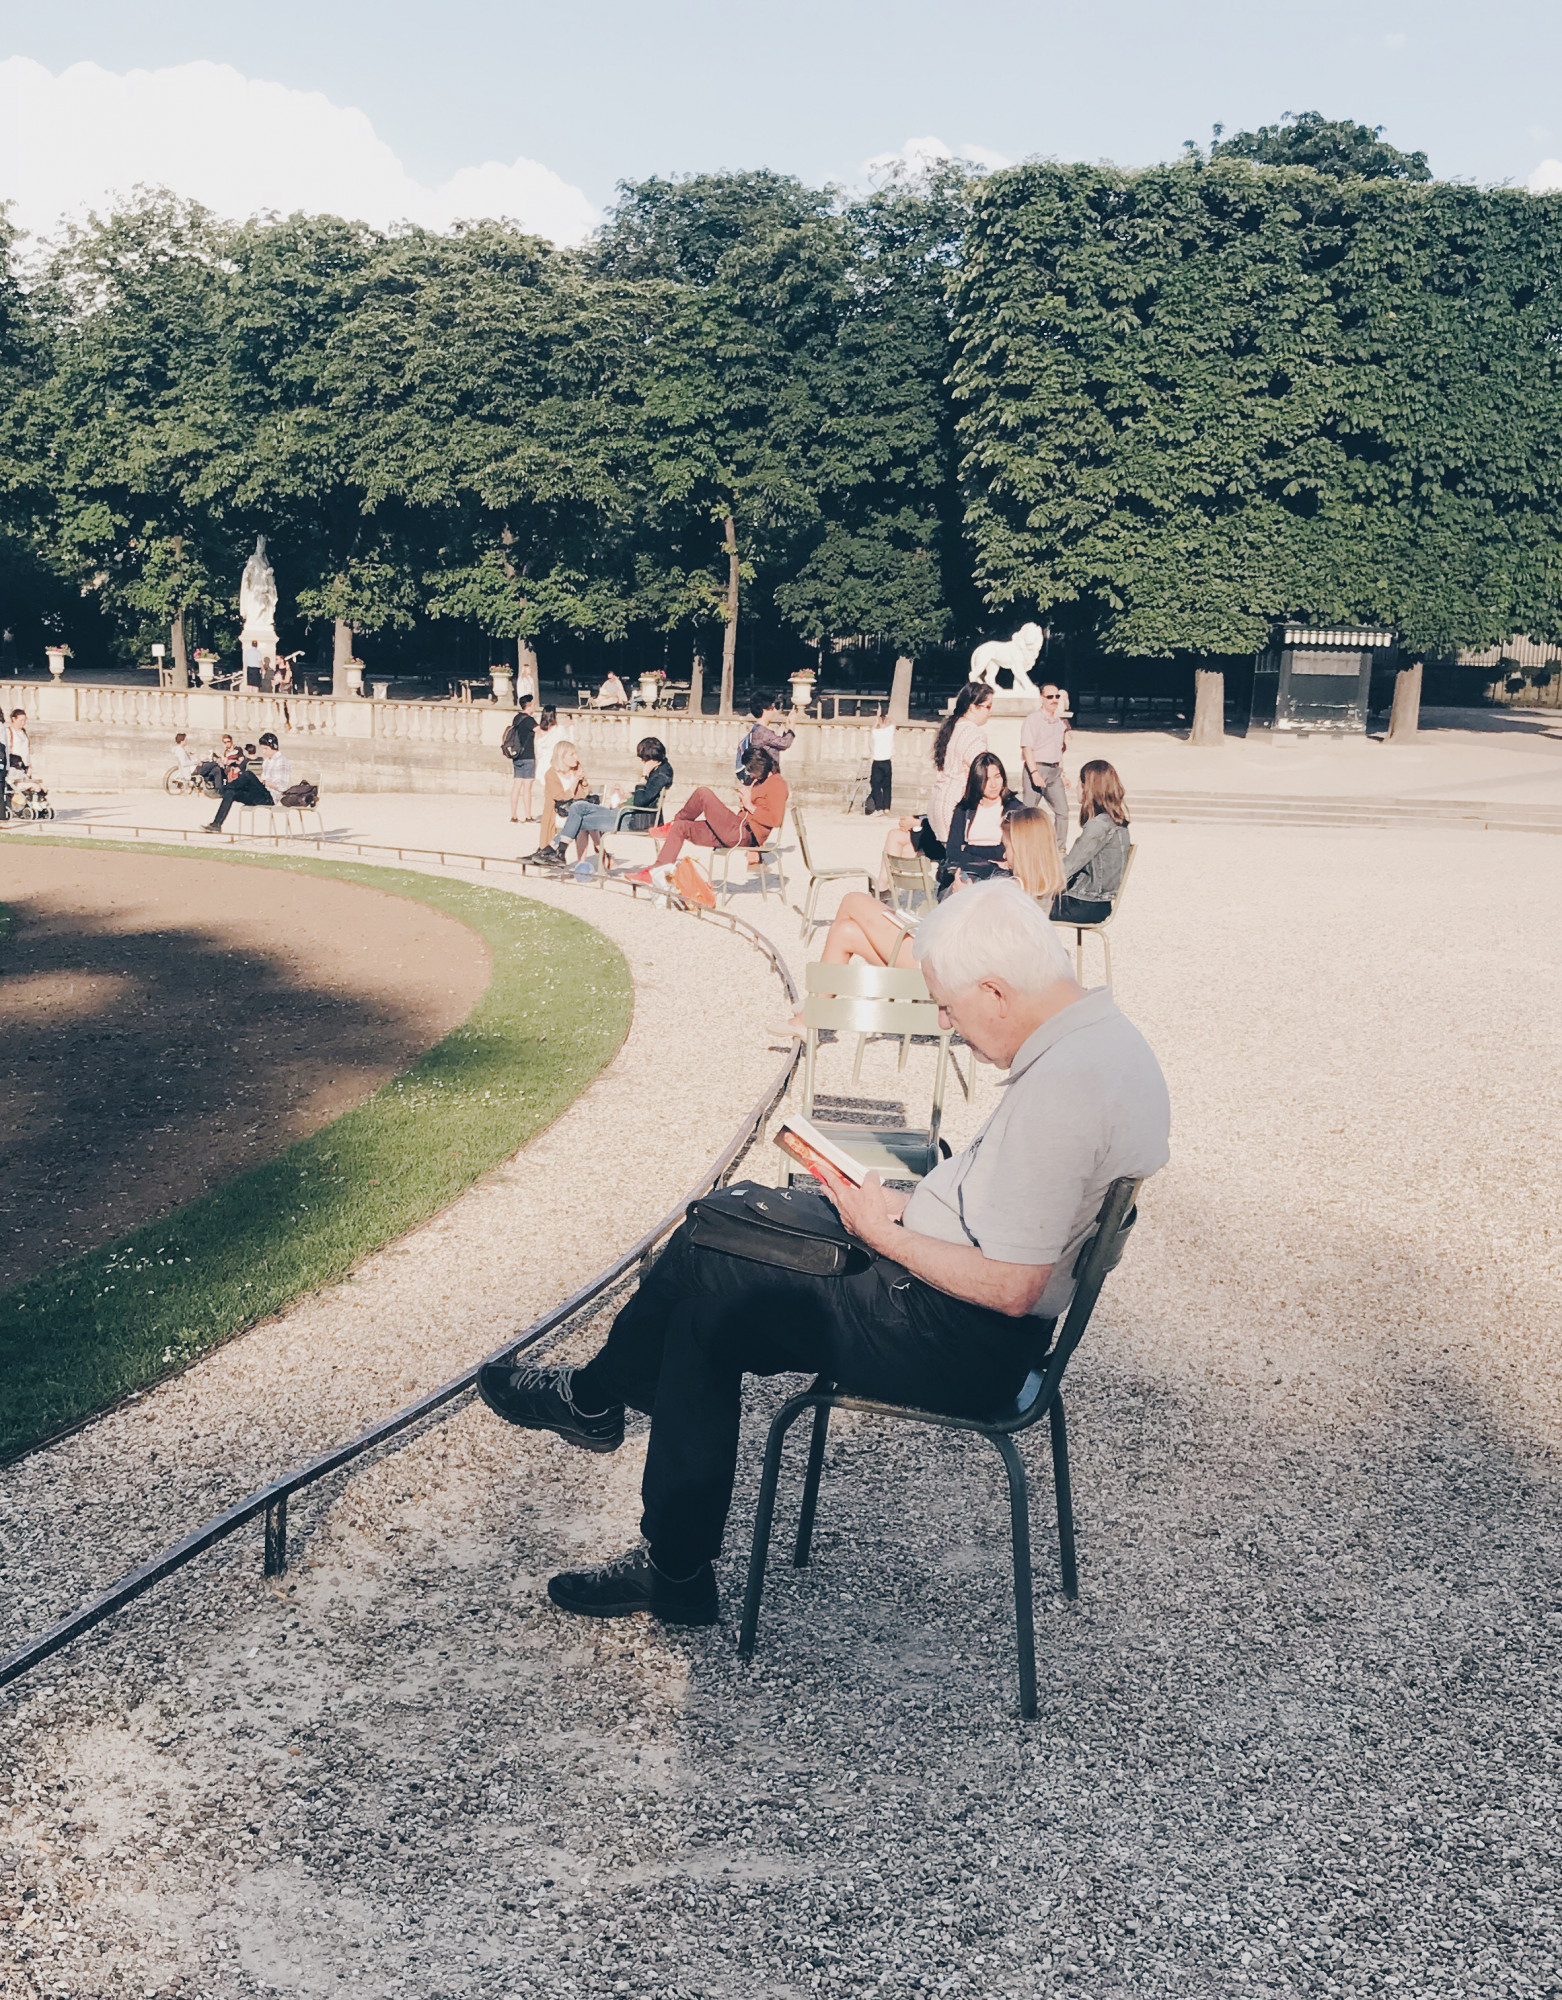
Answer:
[{"left": 1020, "top": 683, "right": 1071, "bottom": 851}]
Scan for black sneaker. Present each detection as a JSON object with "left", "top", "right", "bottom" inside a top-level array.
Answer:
[
  {"left": 547, "top": 1546, "right": 720, "bottom": 1625},
  {"left": 475, "top": 1362, "right": 625, "bottom": 1453}
]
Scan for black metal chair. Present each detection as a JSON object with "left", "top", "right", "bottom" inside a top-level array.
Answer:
[{"left": 737, "top": 1177, "right": 1141, "bottom": 1718}]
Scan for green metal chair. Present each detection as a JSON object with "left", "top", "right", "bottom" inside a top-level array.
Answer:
[
  {"left": 884, "top": 847, "right": 938, "bottom": 917},
  {"left": 793, "top": 808, "right": 873, "bottom": 938},
  {"left": 1053, "top": 844, "right": 1136, "bottom": 984},
  {"left": 798, "top": 961, "right": 951, "bottom": 1179},
  {"left": 738, "top": 1177, "right": 1142, "bottom": 1719}
]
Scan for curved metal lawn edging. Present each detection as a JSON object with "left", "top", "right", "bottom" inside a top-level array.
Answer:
[{"left": 0, "top": 870, "right": 801, "bottom": 1696}]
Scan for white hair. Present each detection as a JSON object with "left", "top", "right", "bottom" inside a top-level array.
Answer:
[{"left": 912, "top": 879, "right": 1073, "bottom": 995}]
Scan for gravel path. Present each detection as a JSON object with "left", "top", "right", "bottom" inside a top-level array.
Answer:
[
  {"left": 0, "top": 867, "right": 785, "bottom": 1658},
  {"left": 4, "top": 818, "right": 1562, "bottom": 1999}
]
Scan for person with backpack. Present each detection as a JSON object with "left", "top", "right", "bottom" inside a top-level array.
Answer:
[{"left": 502, "top": 696, "right": 538, "bottom": 824}]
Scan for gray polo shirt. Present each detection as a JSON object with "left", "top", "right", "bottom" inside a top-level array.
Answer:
[{"left": 901, "top": 988, "right": 1170, "bottom": 1319}]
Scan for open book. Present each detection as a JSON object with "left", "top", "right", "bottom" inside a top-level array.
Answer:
[{"left": 773, "top": 1114, "right": 867, "bottom": 1187}]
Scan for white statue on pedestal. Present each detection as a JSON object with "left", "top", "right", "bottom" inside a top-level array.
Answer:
[
  {"left": 239, "top": 536, "right": 280, "bottom": 686},
  {"left": 970, "top": 621, "right": 1047, "bottom": 691}
]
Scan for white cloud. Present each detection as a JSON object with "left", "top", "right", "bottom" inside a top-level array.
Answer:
[
  {"left": 0, "top": 57, "right": 599, "bottom": 247},
  {"left": 863, "top": 134, "right": 1013, "bottom": 185},
  {"left": 1529, "top": 158, "right": 1562, "bottom": 194}
]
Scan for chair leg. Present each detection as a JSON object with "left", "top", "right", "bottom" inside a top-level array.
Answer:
[
  {"left": 738, "top": 1394, "right": 815, "bottom": 1659},
  {"left": 1099, "top": 931, "right": 1113, "bottom": 985},
  {"left": 1049, "top": 1394, "right": 1078, "bottom": 1600},
  {"left": 851, "top": 1033, "right": 867, "bottom": 1085},
  {"left": 792, "top": 1402, "right": 831, "bottom": 1566},
  {"left": 1074, "top": 928, "right": 1085, "bottom": 980},
  {"left": 801, "top": 877, "right": 817, "bottom": 939},
  {"left": 993, "top": 1434, "right": 1037, "bottom": 1721}
]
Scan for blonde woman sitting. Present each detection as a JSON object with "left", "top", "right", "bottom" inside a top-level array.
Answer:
[
  {"left": 540, "top": 740, "right": 591, "bottom": 850},
  {"left": 786, "top": 804, "right": 1065, "bottom": 1034}
]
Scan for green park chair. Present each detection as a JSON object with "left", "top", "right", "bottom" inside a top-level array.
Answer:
[
  {"left": 738, "top": 1177, "right": 1143, "bottom": 1719},
  {"left": 793, "top": 808, "right": 873, "bottom": 939},
  {"left": 798, "top": 960, "right": 951, "bottom": 1179}
]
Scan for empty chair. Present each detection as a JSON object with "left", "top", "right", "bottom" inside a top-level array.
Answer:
[{"left": 798, "top": 960, "right": 951, "bottom": 1179}]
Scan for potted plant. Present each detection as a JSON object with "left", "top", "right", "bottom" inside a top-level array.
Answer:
[
  {"left": 44, "top": 643, "right": 72, "bottom": 678},
  {"left": 788, "top": 665, "right": 817, "bottom": 709},
  {"left": 193, "top": 649, "right": 219, "bottom": 685},
  {"left": 345, "top": 659, "right": 365, "bottom": 694},
  {"left": 638, "top": 666, "right": 667, "bottom": 705}
]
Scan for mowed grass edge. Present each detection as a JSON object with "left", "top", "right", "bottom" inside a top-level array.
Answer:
[{"left": 0, "top": 841, "right": 633, "bottom": 1459}]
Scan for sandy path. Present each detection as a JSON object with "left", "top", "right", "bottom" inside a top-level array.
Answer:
[
  {"left": 3, "top": 818, "right": 1561, "bottom": 1998},
  {"left": 0, "top": 847, "right": 490, "bottom": 1288}
]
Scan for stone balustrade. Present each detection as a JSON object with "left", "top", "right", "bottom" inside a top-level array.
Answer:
[{"left": 1, "top": 681, "right": 936, "bottom": 802}]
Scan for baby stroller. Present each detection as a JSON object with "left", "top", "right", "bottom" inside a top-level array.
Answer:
[
  {"left": 7, "top": 774, "right": 54, "bottom": 821},
  {"left": 164, "top": 761, "right": 221, "bottom": 798}
]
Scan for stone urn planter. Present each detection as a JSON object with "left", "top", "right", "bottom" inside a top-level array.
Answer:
[
  {"left": 345, "top": 662, "right": 365, "bottom": 696},
  {"left": 789, "top": 672, "right": 816, "bottom": 710},
  {"left": 45, "top": 646, "right": 68, "bottom": 679},
  {"left": 194, "top": 653, "right": 218, "bottom": 686},
  {"left": 638, "top": 671, "right": 661, "bottom": 706},
  {"left": 492, "top": 668, "right": 514, "bottom": 707}
]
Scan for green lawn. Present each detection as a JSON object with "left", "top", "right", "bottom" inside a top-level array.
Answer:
[{"left": 0, "top": 843, "right": 632, "bottom": 1459}]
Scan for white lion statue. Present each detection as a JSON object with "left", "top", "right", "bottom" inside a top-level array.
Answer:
[{"left": 969, "top": 622, "right": 1047, "bottom": 691}]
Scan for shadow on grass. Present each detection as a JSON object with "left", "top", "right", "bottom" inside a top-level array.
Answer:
[{"left": 0, "top": 844, "right": 633, "bottom": 1459}]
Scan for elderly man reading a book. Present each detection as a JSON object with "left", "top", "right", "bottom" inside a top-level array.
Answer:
[{"left": 477, "top": 880, "right": 1170, "bottom": 1625}]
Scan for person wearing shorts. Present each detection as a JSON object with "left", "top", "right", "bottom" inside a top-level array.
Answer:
[{"left": 505, "top": 697, "right": 538, "bottom": 824}]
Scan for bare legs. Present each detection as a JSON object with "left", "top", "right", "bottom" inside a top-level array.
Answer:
[{"left": 786, "top": 892, "right": 915, "bottom": 1033}]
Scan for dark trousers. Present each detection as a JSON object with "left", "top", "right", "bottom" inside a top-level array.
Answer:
[
  {"left": 572, "top": 1220, "right": 1032, "bottom": 1574},
  {"left": 210, "top": 771, "right": 271, "bottom": 828},
  {"left": 867, "top": 759, "right": 893, "bottom": 813},
  {"left": 1053, "top": 893, "right": 1112, "bottom": 924}
]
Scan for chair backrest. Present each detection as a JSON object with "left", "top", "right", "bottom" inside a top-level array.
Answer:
[
  {"left": 1000, "top": 1177, "right": 1142, "bottom": 1432},
  {"left": 886, "top": 848, "right": 938, "bottom": 913},
  {"left": 1111, "top": 843, "right": 1137, "bottom": 908},
  {"left": 800, "top": 961, "right": 951, "bottom": 1150},
  {"left": 791, "top": 807, "right": 819, "bottom": 872}
]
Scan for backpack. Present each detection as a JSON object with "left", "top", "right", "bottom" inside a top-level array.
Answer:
[
  {"left": 501, "top": 722, "right": 527, "bottom": 761},
  {"left": 280, "top": 780, "right": 318, "bottom": 808}
]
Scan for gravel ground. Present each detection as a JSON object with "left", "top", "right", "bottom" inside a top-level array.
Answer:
[
  {"left": 0, "top": 867, "right": 784, "bottom": 1657},
  {"left": 4, "top": 819, "right": 1562, "bottom": 1999}
]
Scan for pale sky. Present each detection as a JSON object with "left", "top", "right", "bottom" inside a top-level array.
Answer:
[{"left": 5, "top": 0, "right": 1561, "bottom": 247}]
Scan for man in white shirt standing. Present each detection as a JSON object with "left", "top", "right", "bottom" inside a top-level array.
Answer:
[
  {"left": 203, "top": 730, "right": 292, "bottom": 832},
  {"left": 1020, "top": 684, "right": 1070, "bottom": 851}
]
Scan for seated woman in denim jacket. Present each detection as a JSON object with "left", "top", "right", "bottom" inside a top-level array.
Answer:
[
  {"left": 1054, "top": 759, "right": 1131, "bottom": 923},
  {"left": 937, "top": 752, "right": 1017, "bottom": 897}
]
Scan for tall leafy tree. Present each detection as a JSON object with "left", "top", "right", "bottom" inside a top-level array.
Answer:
[
  {"left": 31, "top": 195, "right": 233, "bottom": 682},
  {"left": 950, "top": 158, "right": 1562, "bottom": 732},
  {"left": 1209, "top": 111, "right": 1431, "bottom": 182}
]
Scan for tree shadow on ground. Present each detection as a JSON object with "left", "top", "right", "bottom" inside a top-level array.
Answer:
[{"left": 0, "top": 890, "right": 450, "bottom": 1289}]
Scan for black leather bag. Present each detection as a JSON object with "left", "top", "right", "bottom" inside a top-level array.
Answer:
[{"left": 687, "top": 1180, "right": 870, "bottom": 1276}]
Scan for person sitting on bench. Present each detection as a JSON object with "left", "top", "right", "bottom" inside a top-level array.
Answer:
[
  {"left": 204, "top": 731, "right": 292, "bottom": 831},
  {"left": 476, "top": 878, "right": 1170, "bottom": 1626}
]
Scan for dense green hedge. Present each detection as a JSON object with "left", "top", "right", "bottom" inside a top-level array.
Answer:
[{"left": 950, "top": 160, "right": 1562, "bottom": 653}]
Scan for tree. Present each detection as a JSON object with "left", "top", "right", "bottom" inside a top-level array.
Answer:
[
  {"left": 30, "top": 195, "right": 233, "bottom": 683},
  {"left": 950, "top": 160, "right": 1562, "bottom": 736},
  {"left": 1209, "top": 111, "right": 1431, "bottom": 182}
]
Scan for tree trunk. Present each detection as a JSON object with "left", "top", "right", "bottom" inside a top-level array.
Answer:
[
  {"left": 1190, "top": 668, "right": 1225, "bottom": 745},
  {"left": 168, "top": 608, "right": 189, "bottom": 689},
  {"left": 688, "top": 642, "right": 705, "bottom": 717},
  {"left": 719, "top": 514, "right": 739, "bottom": 719},
  {"left": 517, "top": 635, "right": 539, "bottom": 704},
  {"left": 1387, "top": 658, "right": 1423, "bottom": 743},
  {"left": 889, "top": 653, "right": 914, "bottom": 724},
  {"left": 332, "top": 616, "right": 356, "bottom": 697}
]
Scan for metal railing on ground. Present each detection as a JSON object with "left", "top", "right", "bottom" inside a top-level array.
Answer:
[{"left": 0, "top": 848, "right": 801, "bottom": 1695}]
